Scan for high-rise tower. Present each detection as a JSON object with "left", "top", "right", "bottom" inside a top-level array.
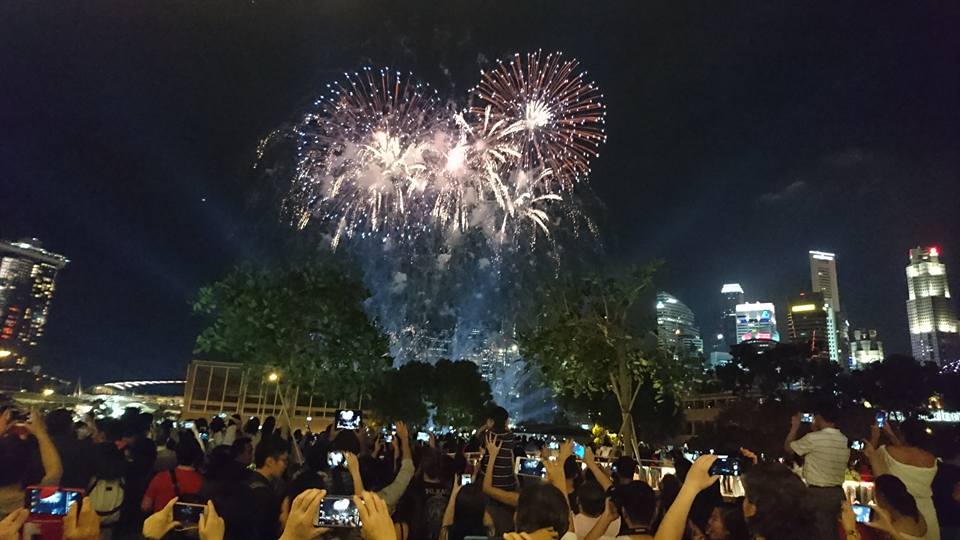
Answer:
[{"left": 905, "top": 246, "right": 958, "bottom": 366}]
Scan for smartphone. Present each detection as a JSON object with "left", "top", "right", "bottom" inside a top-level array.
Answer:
[
  {"left": 851, "top": 440, "right": 864, "bottom": 451},
  {"left": 315, "top": 496, "right": 361, "bottom": 528},
  {"left": 383, "top": 433, "right": 394, "bottom": 444},
  {"left": 327, "top": 451, "right": 347, "bottom": 469},
  {"left": 516, "top": 457, "right": 546, "bottom": 478},
  {"left": 200, "top": 432, "right": 209, "bottom": 442},
  {"left": 335, "top": 410, "right": 362, "bottom": 431},
  {"left": 460, "top": 474, "right": 473, "bottom": 485},
  {"left": 708, "top": 456, "right": 741, "bottom": 477},
  {"left": 417, "top": 431, "right": 430, "bottom": 442},
  {"left": 851, "top": 504, "right": 872, "bottom": 523},
  {"left": 546, "top": 441, "right": 560, "bottom": 451},
  {"left": 801, "top": 413, "right": 814, "bottom": 423},
  {"left": 173, "top": 502, "right": 205, "bottom": 526},
  {"left": 572, "top": 442, "right": 585, "bottom": 460},
  {"left": 26, "top": 487, "right": 83, "bottom": 516},
  {"left": 875, "top": 411, "right": 886, "bottom": 429},
  {"left": 183, "top": 421, "right": 196, "bottom": 430}
]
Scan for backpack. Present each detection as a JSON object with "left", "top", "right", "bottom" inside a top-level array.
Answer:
[{"left": 87, "top": 478, "right": 125, "bottom": 525}]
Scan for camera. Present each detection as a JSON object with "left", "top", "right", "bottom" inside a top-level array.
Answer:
[
  {"left": 173, "top": 502, "right": 205, "bottom": 527},
  {"left": 26, "top": 487, "right": 83, "bottom": 516},
  {"left": 707, "top": 456, "right": 741, "bottom": 477},
  {"left": 335, "top": 410, "right": 362, "bottom": 431},
  {"left": 315, "top": 496, "right": 361, "bottom": 528}
]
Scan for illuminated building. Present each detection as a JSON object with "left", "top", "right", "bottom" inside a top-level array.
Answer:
[
  {"left": 718, "top": 283, "right": 744, "bottom": 352},
  {"left": 850, "top": 329, "right": 884, "bottom": 368},
  {"left": 809, "top": 250, "right": 850, "bottom": 365},
  {"left": 656, "top": 292, "right": 703, "bottom": 357},
  {"left": 905, "top": 246, "right": 959, "bottom": 366},
  {"left": 0, "top": 239, "right": 69, "bottom": 364},
  {"left": 735, "top": 302, "right": 779, "bottom": 343},
  {"left": 809, "top": 251, "right": 841, "bottom": 313},
  {"left": 786, "top": 292, "right": 838, "bottom": 362}
]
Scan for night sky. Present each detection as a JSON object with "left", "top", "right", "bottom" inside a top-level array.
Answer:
[{"left": 2, "top": 1, "right": 957, "bottom": 383}]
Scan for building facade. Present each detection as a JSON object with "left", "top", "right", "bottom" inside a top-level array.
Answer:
[
  {"left": 809, "top": 250, "right": 851, "bottom": 366},
  {"left": 0, "top": 239, "right": 69, "bottom": 365},
  {"left": 735, "top": 302, "right": 780, "bottom": 343},
  {"left": 656, "top": 292, "right": 704, "bottom": 357},
  {"left": 905, "top": 246, "right": 959, "bottom": 366},
  {"left": 850, "top": 329, "right": 884, "bottom": 368},
  {"left": 786, "top": 292, "right": 838, "bottom": 362},
  {"left": 718, "top": 283, "right": 744, "bottom": 351}
]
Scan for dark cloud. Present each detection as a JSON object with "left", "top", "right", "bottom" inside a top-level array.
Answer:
[{"left": 757, "top": 180, "right": 808, "bottom": 204}]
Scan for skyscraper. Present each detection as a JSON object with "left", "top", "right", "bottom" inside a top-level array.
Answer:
[
  {"left": 905, "top": 246, "right": 959, "bottom": 366},
  {"left": 786, "top": 292, "right": 838, "bottom": 362},
  {"left": 718, "top": 283, "right": 744, "bottom": 350},
  {"left": 656, "top": 292, "right": 703, "bottom": 357},
  {"left": 0, "top": 239, "right": 69, "bottom": 365},
  {"left": 809, "top": 250, "right": 850, "bottom": 365},
  {"left": 850, "top": 329, "right": 884, "bottom": 368},
  {"left": 809, "top": 251, "right": 841, "bottom": 313},
  {"left": 735, "top": 302, "right": 780, "bottom": 343}
]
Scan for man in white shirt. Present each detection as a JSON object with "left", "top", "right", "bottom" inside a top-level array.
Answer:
[{"left": 784, "top": 404, "right": 850, "bottom": 540}]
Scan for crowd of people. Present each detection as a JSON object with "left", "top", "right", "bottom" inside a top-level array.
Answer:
[{"left": 0, "top": 400, "right": 958, "bottom": 540}]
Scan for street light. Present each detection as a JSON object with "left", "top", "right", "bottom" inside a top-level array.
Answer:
[
  {"left": 41, "top": 388, "right": 54, "bottom": 397},
  {"left": 267, "top": 372, "right": 279, "bottom": 383},
  {"left": 0, "top": 350, "right": 11, "bottom": 358}
]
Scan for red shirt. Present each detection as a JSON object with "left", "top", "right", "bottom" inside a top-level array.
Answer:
[{"left": 143, "top": 467, "right": 204, "bottom": 512}]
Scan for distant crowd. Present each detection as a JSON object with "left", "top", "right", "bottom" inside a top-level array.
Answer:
[{"left": 0, "top": 401, "right": 958, "bottom": 540}]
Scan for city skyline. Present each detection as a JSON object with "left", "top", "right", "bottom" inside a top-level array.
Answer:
[{"left": 1, "top": 2, "right": 957, "bottom": 381}]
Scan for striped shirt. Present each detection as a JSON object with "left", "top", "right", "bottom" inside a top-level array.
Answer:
[
  {"left": 790, "top": 427, "right": 850, "bottom": 487},
  {"left": 478, "top": 431, "right": 518, "bottom": 491}
]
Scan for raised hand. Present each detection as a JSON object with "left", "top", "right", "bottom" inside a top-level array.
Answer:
[
  {"left": 739, "top": 447, "right": 759, "bottom": 464},
  {"left": 0, "top": 508, "right": 28, "bottom": 540},
  {"left": 142, "top": 497, "right": 181, "bottom": 539},
  {"left": 683, "top": 455, "right": 720, "bottom": 493},
  {"left": 0, "top": 409, "right": 13, "bottom": 438},
  {"left": 199, "top": 500, "right": 226, "bottom": 540},
  {"left": 584, "top": 445, "right": 597, "bottom": 465},
  {"left": 64, "top": 497, "right": 100, "bottom": 540},
  {"left": 25, "top": 407, "right": 48, "bottom": 438},
  {"left": 484, "top": 432, "right": 502, "bottom": 459},
  {"left": 395, "top": 421, "right": 409, "bottom": 442},
  {"left": 280, "top": 489, "right": 327, "bottom": 540},
  {"left": 355, "top": 491, "right": 397, "bottom": 540}
]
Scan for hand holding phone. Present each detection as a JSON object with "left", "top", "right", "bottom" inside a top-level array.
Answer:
[
  {"left": 801, "top": 413, "right": 814, "bottom": 423},
  {"left": 26, "top": 487, "right": 84, "bottom": 516},
  {"left": 875, "top": 411, "right": 887, "bottom": 429},
  {"left": 707, "top": 456, "right": 741, "bottom": 477},
  {"left": 173, "top": 502, "right": 205, "bottom": 528},
  {"left": 851, "top": 504, "right": 872, "bottom": 523},
  {"left": 315, "top": 496, "right": 361, "bottom": 528},
  {"left": 460, "top": 474, "right": 473, "bottom": 485},
  {"left": 335, "top": 410, "right": 362, "bottom": 431}
]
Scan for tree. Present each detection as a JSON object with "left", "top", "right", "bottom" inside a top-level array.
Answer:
[
  {"left": 848, "top": 355, "right": 940, "bottom": 416},
  {"left": 369, "top": 360, "right": 492, "bottom": 429},
  {"left": 193, "top": 261, "right": 390, "bottom": 404},
  {"left": 518, "top": 264, "right": 697, "bottom": 458},
  {"left": 430, "top": 359, "right": 493, "bottom": 429}
]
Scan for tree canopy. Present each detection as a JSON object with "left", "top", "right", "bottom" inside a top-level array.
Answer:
[
  {"left": 368, "top": 359, "right": 493, "bottom": 429},
  {"left": 518, "top": 264, "right": 699, "bottom": 456},
  {"left": 192, "top": 261, "right": 391, "bottom": 404}
]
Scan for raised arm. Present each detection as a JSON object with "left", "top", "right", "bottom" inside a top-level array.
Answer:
[
  {"left": 28, "top": 409, "right": 63, "bottom": 486},
  {"left": 654, "top": 455, "right": 718, "bottom": 540},
  {"left": 439, "top": 479, "right": 463, "bottom": 540},
  {"left": 377, "top": 422, "right": 415, "bottom": 512},
  {"left": 783, "top": 413, "right": 801, "bottom": 456},
  {"left": 482, "top": 433, "right": 518, "bottom": 507},
  {"left": 543, "top": 440, "right": 574, "bottom": 534},
  {"left": 583, "top": 446, "right": 612, "bottom": 490},
  {"left": 584, "top": 499, "right": 619, "bottom": 540},
  {"left": 345, "top": 451, "right": 365, "bottom": 495}
]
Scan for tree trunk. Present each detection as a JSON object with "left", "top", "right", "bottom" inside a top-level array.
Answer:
[{"left": 612, "top": 361, "right": 641, "bottom": 461}]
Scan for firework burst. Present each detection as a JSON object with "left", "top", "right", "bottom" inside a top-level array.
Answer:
[
  {"left": 270, "top": 52, "right": 606, "bottom": 250},
  {"left": 470, "top": 50, "right": 606, "bottom": 189}
]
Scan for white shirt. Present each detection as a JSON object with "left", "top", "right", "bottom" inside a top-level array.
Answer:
[
  {"left": 573, "top": 513, "right": 621, "bottom": 540},
  {"left": 790, "top": 427, "right": 850, "bottom": 487}
]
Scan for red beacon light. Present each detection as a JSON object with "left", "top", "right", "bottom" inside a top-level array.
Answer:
[{"left": 929, "top": 246, "right": 939, "bottom": 256}]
